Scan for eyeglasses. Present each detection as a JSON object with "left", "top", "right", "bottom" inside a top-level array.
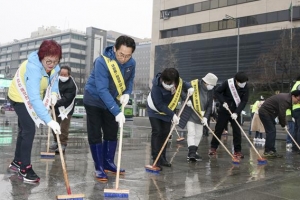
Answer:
[
  {"left": 116, "top": 51, "right": 132, "bottom": 59},
  {"left": 44, "top": 59, "right": 59, "bottom": 66}
]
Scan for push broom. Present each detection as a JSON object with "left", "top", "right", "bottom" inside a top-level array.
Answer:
[
  {"left": 145, "top": 95, "right": 191, "bottom": 173},
  {"left": 190, "top": 107, "right": 240, "bottom": 164},
  {"left": 104, "top": 104, "right": 129, "bottom": 198},
  {"left": 174, "top": 126, "right": 185, "bottom": 142},
  {"left": 285, "top": 127, "right": 300, "bottom": 151},
  {"left": 224, "top": 105, "right": 267, "bottom": 165},
  {"left": 51, "top": 105, "right": 85, "bottom": 200},
  {"left": 40, "top": 126, "right": 55, "bottom": 160}
]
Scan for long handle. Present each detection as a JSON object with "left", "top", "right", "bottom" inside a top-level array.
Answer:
[
  {"left": 191, "top": 107, "right": 235, "bottom": 159},
  {"left": 174, "top": 126, "right": 181, "bottom": 138},
  {"left": 285, "top": 127, "right": 300, "bottom": 150},
  {"left": 224, "top": 106, "right": 263, "bottom": 159},
  {"left": 46, "top": 126, "right": 51, "bottom": 153},
  {"left": 115, "top": 105, "right": 125, "bottom": 190},
  {"left": 51, "top": 105, "right": 71, "bottom": 195},
  {"left": 152, "top": 95, "right": 190, "bottom": 167}
]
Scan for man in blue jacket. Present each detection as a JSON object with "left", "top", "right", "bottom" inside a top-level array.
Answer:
[{"left": 83, "top": 35, "right": 136, "bottom": 181}]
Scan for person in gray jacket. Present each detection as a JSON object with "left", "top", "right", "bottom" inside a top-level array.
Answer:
[
  {"left": 259, "top": 91, "right": 300, "bottom": 158},
  {"left": 178, "top": 73, "right": 218, "bottom": 161}
]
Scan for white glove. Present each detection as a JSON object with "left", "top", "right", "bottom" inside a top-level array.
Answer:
[
  {"left": 202, "top": 117, "right": 208, "bottom": 126},
  {"left": 115, "top": 112, "right": 126, "bottom": 127},
  {"left": 231, "top": 113, "right": 238, "bottom": 120},
  {"left": 255, "top": 111, "right": 258, "bottom": 114},
  {"left": 172, "top": 114, "right": 180, "bottom": 125},
  {"left": 187, "top": 100, "right": 193, "bottom": 107},
  {"left": 51, "top": 94, "right": 58, "bottom": 106},
  {"left": 292, "top": 118, "right": 295, "bottom": 122},
  {"left": 120, "top": 94, "right": 130, "bottom": 105},
  {"left": 223, "top": 102, "right": 229, "bottom": 109},
  {"left": 187, "top": 88, "right": 194, "bottom": 96},
  {"left": 47, "top": 120, "right": 61, "bottom": 134}
]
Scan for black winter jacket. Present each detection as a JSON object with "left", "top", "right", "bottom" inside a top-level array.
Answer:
[{"left": 55, "top": 77, "right": 77, "bottom": 116}]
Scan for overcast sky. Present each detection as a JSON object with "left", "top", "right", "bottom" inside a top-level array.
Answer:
[{"left": 0, "top": 0, "right": 153, "bottom": 44}]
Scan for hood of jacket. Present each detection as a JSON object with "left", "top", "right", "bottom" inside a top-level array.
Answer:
[{"left": 152, "top": 73, "right": 162, "bottom": 87}]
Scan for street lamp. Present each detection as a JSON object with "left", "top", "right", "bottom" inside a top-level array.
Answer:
[{"left": 223, "top": 14, "right": 240, "bottom": 72}]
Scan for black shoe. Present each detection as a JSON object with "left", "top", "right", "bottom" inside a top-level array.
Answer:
[
  {"left": 9, "top": 161, "right": 21, "bottom": 173},
  {"left": 160, "top": 156, "right": 171, "bottom": 167},
  {"left": 18, "top": 165, "right": 40, "bottom": 182},
  {"left": 263, "top": 151, "right": 282, "bottom": 158},
  {"left": 187, "top": 146, "right": 198, "bottom": 161},
  {"left": 49, "top": 142, "right": 58, "bottom": 150},
  {"left": 55, "top": 144, "right": 66, "bottom": 154}
]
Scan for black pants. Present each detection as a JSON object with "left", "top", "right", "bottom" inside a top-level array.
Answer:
[
  {"left": 84, "top": 104, "right": 118, "bottom": 144},
  {"left": 12, "top": 102, "right": 36, "bottom": 169},
  {"left": 259, "top": 112, "right": 276, "bottom": 152},
  {"left": 149, "top": 117, "right": 171, "bottom": 159},
  {"left": 292, "top": 109, "right": 300, "bottom": 148},
  {"left": 211, "top": 112, "right": 242, "bottom": 152}
]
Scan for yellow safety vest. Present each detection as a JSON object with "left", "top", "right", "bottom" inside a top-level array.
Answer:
[{"left": 291, "top": 81, "right": 300, "bottom": 110}]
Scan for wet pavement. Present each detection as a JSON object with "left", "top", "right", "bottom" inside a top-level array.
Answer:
[{"left": 0, "top": 112, "right": 300, "bottom": 199}]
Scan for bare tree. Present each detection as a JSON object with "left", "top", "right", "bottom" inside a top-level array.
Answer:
[
  {"left": 249, "top": 29, "right": 300, "bottom": 93},
  {"left": 157, "top": 38, "right": 179, "bottom": 71}
]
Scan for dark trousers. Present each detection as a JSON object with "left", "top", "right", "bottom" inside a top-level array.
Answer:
[
  {"left": 13, "top": 102, "right": 36, "bottom": 169},
  {"left": 292, "top": 109, "right": 300, "bottom": 149},
  {"left": 84, "top": 104, "right": 118, "bottom": 144},
  {"left": 149, "top": 117, "right": 171, "bottom": 159},
  {"left": 52, "top": 114, "right": 72, "bottom": 145},
  {"left": 259, "top": 112, "right": 276, "bottom": 152},
  {"left": 211, "top": 112, "right": 242, "bottom": 152}
]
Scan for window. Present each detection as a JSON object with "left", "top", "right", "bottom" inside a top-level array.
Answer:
[
  {"left": 202, "top": 1, "right": 210, "bottom": 11},
  {"left": 178, "top": 7, "right": 186, "bottom": 15},
  {"left": 178, "top": 27, "right": 186, "bottom": 36},
  {"left": 170, "top": 9, "right": 178, "bottom": 17},
  {"left": 219, "top": 21, "right": 227, "bottom": 30},
  {"left": 237, "top": 0, "right": 246, "bottom": 3},
  {"left": 194, "top": 2, "right": 201, "bottom": 12},
  {"left": 247, "top": 16, "right": 258, "bottom": 26},
  {"left": 28, "top": 42, "right": 35, "bottom": 46},
  {"left": 219, "top": 0, "right": 228, "bottom": 7},
  {"left": 21, "top": 51, "right": 27, "bottom": 56},
  {"left": 195, "top": 24, "right": 201, "bottom": 33},
  {"left": 267, "top": 12, "right": 277, "bottom": 23},
  {"left": 278, "top": 10, "right": 289, "bottom": 22},
  {"left": 201, "top": 23, "right": 210, "bottom": 32},
  {"left": 227, "top": 19, "right": 236, "bottom": 28},
  {"left": 228, "top": 0, "right": 237, "bottom": 6},
  {"left": 210, "top": 0, "right": 219, "bottom": 9},
  {"left": 256, "top": 14, "right": 267, "bottom": 24},
  {"left": 186, "top": 4, "right": 194, "bottom": 14},
  {"left": 21, "top": 43, "right": 27, "bottom": 47},
  {"left": 62, "top": 35, "right": 70, "bottom": 40},
  {"left": 210, "top": 21, "right": 219, "bottom": 31}
]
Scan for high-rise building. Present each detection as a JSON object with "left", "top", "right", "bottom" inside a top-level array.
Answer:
[{"left": 151, "top": 0, "right": 300, "bottom": 83}]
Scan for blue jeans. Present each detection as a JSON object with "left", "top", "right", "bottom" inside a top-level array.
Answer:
[{"left": 286, "top": 121, "right": 295, "bottom": 144}]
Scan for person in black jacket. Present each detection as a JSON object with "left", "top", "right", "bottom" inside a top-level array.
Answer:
[
  {"left": 209, "top": 72, "right": 249, "bottom": 159},
  {"left": 50, "top": 65, "right": 77, "bottom": 153},
  {"left": 147, "top": 68, "right": 194, "bottom": 170},
  {"left": 259, "top": 91, "right": 300, "bottom": 158},
  {"left": 178, "top": 73, "right": 218, "bottom": 161}
]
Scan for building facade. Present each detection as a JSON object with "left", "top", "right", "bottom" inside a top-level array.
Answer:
[{"left": 151, "top": 0, "right": 300, "bottom": 84}]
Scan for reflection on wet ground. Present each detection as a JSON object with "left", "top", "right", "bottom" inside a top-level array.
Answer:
[{"left": 0, "top": 113, "right": 300, "bottom": 199}]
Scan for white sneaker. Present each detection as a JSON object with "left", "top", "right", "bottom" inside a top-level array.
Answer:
[
  {"left": 253, "top": 138, "right": 258, "bottom": 143},
  {"left": 286, "top": 143, "right": 292, "bottom": 148}
]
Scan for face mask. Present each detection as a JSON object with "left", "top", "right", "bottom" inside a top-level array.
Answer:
[
  {"left": 237, "top": 82, "right": 246, "bottom": 88},
  {"left": 59, "top": 76, "right": 69, "bottom": 82},
  {"left": 162, "top": 81, "right": 174, "bottom": 91},
  {"left": 206, "top": 85, "right": 214, "bottom": 90}
]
